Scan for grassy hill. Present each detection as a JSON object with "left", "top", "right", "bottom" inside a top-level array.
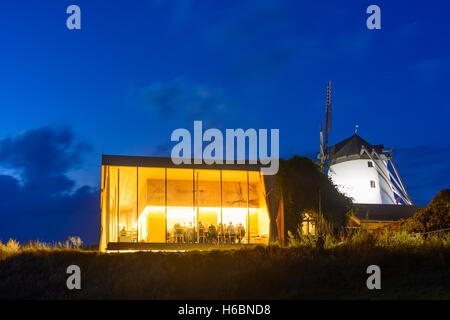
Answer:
[{"left": 1, "top": 240, "right": 449, "bottom": 299}]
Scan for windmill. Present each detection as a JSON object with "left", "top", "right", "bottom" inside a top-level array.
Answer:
[
  {"left": 317, "top": 82, "right": 412, "bottom": 205},
  {"left": 319, "top": 81, "right": 332, "bottom": 172}
]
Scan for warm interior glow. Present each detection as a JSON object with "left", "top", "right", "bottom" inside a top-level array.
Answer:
[
  {"left": 137, "top": 206, "right": 262, "bottom": 239},
  {"left": 101, "top": 165, "right": 271, "bottom": 249}
]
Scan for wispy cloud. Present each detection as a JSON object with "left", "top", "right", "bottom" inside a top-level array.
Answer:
[{"left": 133, "top": 77, "right": 232, "bottom": 127}]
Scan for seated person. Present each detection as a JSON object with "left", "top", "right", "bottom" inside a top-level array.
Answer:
[
  {"left": 198, "top": 221, "right": 205, "bottom": 243},
  {"left": 224, "top": 223, "right": 230, "bottom": 243},
  {"left": 173, "top": 223, "right": 183, "bottom": 243},
  {"left": 227, "top": 222, "right": 236, "bottom": 243},
  {"left": 207, "top": 224, "right": 217, "bottom": 243},
  {"left": 119, "top": 226, "right": 130, "bottom": 242},
  {"left": 217, "top": 223, "right": 224, "bottom": 243},
  {"left": 237, "top": 223, "right": 245, "bottom": 243},
  {"left": 185, "top": 222, "right": 195, "bottom": 243}
]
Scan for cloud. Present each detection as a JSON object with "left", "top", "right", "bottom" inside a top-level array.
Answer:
[
  {"left": 0, "top": 126, "right": 99, "bottom": 244},
  {"left": 0, "top": 126, "right": 92, "bottom": 196},
  {"left": 136, "top": 78, "right": 230, "bottom": 127}
]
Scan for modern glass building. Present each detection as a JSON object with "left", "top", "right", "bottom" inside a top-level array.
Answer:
[{"left": 100, "top": 155, "right": 283, "bottom": 252}]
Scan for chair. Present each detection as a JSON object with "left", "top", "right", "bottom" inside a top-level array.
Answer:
[
  {"left": 175, "top": 226, "right": 184, "bottom": 243},
  {"left": 207, "top": 225, "right": 217, "bottom": 243},
  {"left": 199, "top": 227, "right": 205, "bottom": 243},
  {"left": 239, "top": 228, "right": 245, "bottom": 243}
]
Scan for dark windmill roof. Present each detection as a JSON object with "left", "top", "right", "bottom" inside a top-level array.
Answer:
[{"left": 328, "top": 134, "right": 384, "bottom": 165}]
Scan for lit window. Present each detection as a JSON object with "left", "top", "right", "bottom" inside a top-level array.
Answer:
[
  {"left": 368, "top": 161, "right": 373, "bottom": 167},
  {"left": 301, "top": 212, "right": 316, "bottom": 236},
  {"left": 100, "top": 163, "right": 271, "bottom": 249},
  {"left": 370, "top": 180, "right": 376, "bottom": 188}
]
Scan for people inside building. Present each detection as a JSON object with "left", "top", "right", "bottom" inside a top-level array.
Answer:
[
  {"left": 227, "top": 222, "right": 236, "bottom": 243},
  {"left": 168, "top": 221, "right": 246, "bottom": 244},
  {"left": 237, "top": 223, "right": 245, "bottom": 243},
  {"left": 207, "top": 224, "right": 217, "bottom": 243},
  {"left": 217, "top": 223, "right": 224, "bottom": 243},
  {"left": 198, "top": 221, "right": 205, "bottom": 243},
  {"left": 185, "top": 222, "right": 195, "bottom": 243},
  {"left": 173, "top": 223, "right": 184, "bottom": 243}
]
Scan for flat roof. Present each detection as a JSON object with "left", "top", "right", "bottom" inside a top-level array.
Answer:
[{"left": 102, "top": 154, "right": 264, "bottom": 171}]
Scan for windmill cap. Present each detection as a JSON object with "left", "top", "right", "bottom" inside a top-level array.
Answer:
[{"left": 328, "top": 134, "right": 385, "bottom": 165}]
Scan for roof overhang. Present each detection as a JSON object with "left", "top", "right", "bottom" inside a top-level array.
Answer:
[{"left": 102, "top": 154, "right": 264, "bottom": 171}]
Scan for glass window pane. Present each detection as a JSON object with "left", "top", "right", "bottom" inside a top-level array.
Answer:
[
  {"left": 249, "top": 171, "right": 270, "bottom": 244},
  {"left": 195, "top": 169, "right": 221, "bottom": 243},
  {"left": 309, "top": 221, "right": 316, "bottom": 235},
  {"left": 167, "top": 169, "right": 194, "bottom": 243},
  {"left": 100, "top": 166, "right": 108, "bottom": 250},
  {"left": 222, "top": 170, "right": 248, "bottom": 244},
  {"left": 118, "top": 166, "right": 137, "bottom": 242},
  {"left": 138, "top": 167, "right": 166, "bottom": 242},
  {"left": 108, "top": 166, "right": 119, "bottom": 242}
]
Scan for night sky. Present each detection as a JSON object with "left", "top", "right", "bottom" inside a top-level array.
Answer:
[{"left": 0, "top": 1, "right": 449, "bottom": 244}]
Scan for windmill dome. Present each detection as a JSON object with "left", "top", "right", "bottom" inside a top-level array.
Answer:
[
  {"left": 328, "top": 134, "right": 384, "bottom": 165},
  {"left": 327, "top": 134, "right": 399, "bottom": 205}
]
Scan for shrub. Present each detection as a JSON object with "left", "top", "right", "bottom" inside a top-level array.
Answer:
[
  {"left": 377, "top": 230, "right": 423, "bottom": 247},
  {"left": 6, "top": 239, "right": 20, "bottom": 252},
  {"left": 397, "top": 189, "right": 450, "bottom": 233},
  {"left": 67, "top": 236, "right": 83, "bottom": 249},
  {"left": 345, "top": 229, "right": 375, "bottom": 248},
  {"left": 275, "top": 156, "right": 352, "bottom": 239}
]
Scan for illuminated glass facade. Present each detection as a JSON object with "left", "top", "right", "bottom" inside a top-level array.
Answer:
[{"left": 100, "top": 155, "right": 272, "bottom": 251}]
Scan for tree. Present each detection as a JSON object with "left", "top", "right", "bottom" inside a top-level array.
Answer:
[
  {"left": 274, "top": 156, "right": 352, "bottom": 237},
  {"left": 411, "top": 190, "right": 450, "bottom": 232},
  {"left": 395, "top": 189, "right": 450, "bottom": 233}
]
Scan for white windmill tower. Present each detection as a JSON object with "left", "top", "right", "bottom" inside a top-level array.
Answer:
[{"left": 318, "top": 82, "right": 412, "bottom": 205}]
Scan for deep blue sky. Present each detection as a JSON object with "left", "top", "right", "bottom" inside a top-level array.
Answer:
[{"left": 0, "top": 1, "right": 449, "bottom": 244}]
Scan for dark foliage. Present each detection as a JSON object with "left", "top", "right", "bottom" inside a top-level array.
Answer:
[
  {"left": 392, "top": 189, "right": 450, "bottom": 233},
  {"left": 411, "top": 189, "right": 450, "bottom": 232},
  {"left": 275, "top": 156, "right": 352, "bottom": 236}
]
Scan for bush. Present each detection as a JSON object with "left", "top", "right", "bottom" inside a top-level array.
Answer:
[
  {"left": 377, "top": 230, "right": 423, "bottom": 247},
  {"left": 0, "top": 237, "right": 85, "bottom": 261},
  {"left": 345, "top": 229, "right": 375, "bottom": 248},
  {"left": 67, "top": 236, "right": 83, "bottom": 248},
  {"left": 287, "top": 222, "right": 340, "bottom": 249},
  {"left": 275, "top": 156, "right": 352, "bottom": 239},
  {"left": 401, "top": 189, "right": 450, "bottom": 233},
  {"left": 6, "top": 239, "right": 20, "bottom": 251}
]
